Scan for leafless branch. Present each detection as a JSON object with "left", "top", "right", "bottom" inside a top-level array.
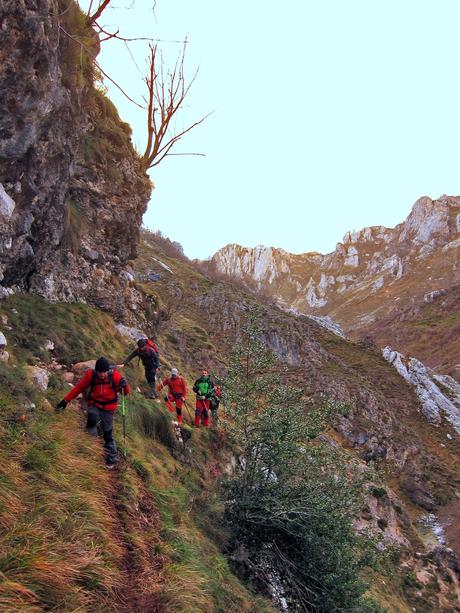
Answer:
[
  {"left": 142, "top": 42, "right": 210, "bottom": 169},
  {"left": 87, "top": 0, "right": 111, "bottom": 25},
  {"left": 92, "top": 21, "right": 187, "bottom": 44}
]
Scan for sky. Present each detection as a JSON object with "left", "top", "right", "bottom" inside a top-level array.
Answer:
[{"left": 79, "top": 0, "right": 460, "bottom": 259}]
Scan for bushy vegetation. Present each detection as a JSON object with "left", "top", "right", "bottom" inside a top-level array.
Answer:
[{"left": 222, "top": 310, "right": 380, "bottom": 611}]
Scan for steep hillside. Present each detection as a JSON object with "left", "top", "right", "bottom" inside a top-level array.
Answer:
[
  {"left": 0, "top": 232, "right": 459, "bottom": 611},
  {"left": 131, "top": 232, "right": 460, "bottom": 611},
  {"left": 209, "top": 196, "right": 460, "bottom": 378},
  {"left": 0, "top": 3, "right": 459, "bottom": 610},
  {"left": 0, "top": 294, "right": 275, "bottom": 612},
  {"left": 0, "top": 0, "right": 151, "bottom": 319}
]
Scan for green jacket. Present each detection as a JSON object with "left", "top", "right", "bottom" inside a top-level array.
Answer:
[{"left": 192, "top": 376, "right": 214, "bottom": 399}]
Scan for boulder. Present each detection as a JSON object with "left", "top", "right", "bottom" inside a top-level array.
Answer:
[
  {"left": 72, "top": 360, "right": 96, "bottom": 377},
  {"left": 0, "top": 183, "right": 15, "bottom": 220},
  {"left": 44, "top": 339, "right": 55, "bottom": 351},
  {"left": 27, "top": 366, "right": 49, "bottom": 392},
  {"left": 63, "top": 371, "right": 75, "bottom": 384}
]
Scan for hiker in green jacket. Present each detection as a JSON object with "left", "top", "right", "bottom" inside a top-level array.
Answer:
[{"left": 192, "top": 369, "right": 214, "bottom": 427}]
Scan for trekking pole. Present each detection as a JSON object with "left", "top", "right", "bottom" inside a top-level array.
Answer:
[
  {"left": 121, "top": 389, "right": 127, "bottom": 458},
  {"left": 182, "top": 400, "right": 194, "bottom": 423}
]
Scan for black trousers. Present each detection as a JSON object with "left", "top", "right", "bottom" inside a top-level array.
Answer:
[
  {"left": 145, "top": 368, "right": 158, "bottom": 397},
  {"left": 86, "top": 404, "right": 117, "bottom": 464}
]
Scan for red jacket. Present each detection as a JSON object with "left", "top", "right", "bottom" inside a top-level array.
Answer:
[
  {"left": 64, "top": 369, "right": 130, "bottom": 411},
  {"left": 159, "top": 376, "right": 187, "bottom": 398}
]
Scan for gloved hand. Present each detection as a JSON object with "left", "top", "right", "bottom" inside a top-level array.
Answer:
[
  {"left": 119, "top": 378, "right": 128, "bottom": 389},
  {"left": 181, "top": 397, "right": 185, "bottom": 402},
  {"left": 55, "top": 399, "right": 67, "bottom": 412}
]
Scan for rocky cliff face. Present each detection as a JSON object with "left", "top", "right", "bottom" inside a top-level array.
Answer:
[
  {"left": 210, "top": 195, "right": 460, "bottom": 377},
  {"left": 0, "top": 0, "right": 151, "bottom": 319}
]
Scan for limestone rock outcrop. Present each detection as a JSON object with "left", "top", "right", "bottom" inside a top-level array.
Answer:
[
  {"left": 383, "top": 347, "right": 460, "bottom": 434},
  {"left": 0, "top": 1, "right": 152, "bottom": 321}
]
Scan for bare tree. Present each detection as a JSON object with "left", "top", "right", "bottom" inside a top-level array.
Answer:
[
  {"left": 72, "top": 2, "right": 209, "bottom": 168},
  {"left": 142, "top": 43, "right": 211, "bottom": 169},
  {"left": 86, "top": 0, "right": 112, "bottom": 25}
]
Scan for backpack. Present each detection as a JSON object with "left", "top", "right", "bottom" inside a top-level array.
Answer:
[
  {"left": 146, "top": 339, "right": 159, "bottom": 354},
  {"left": 85, "top": 369, "right": 117, "bottom": 405},
  {"left": 214, "top": 385, "right": 222, "bottom": 398}
]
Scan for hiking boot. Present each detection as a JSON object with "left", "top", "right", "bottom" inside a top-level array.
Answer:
[{"left": 105, "top": 463, "right": 116, "bottom": 470}]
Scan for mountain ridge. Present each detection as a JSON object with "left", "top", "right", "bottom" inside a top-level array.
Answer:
[{"left": 208, "top": 194, "right": 460, "bottom": 378}]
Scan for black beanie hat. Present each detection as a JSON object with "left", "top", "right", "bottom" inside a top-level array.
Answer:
[{"left": 95, "top": 357, "right": 110, "bottom": 372}]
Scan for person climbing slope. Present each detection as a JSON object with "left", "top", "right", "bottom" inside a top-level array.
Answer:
[
  {"left": 158, "top": 367, "right": 187, "bottom": 424},
  {"left": 192, "top": 369, "right": 214, "bottom": 428},
  {"left": 210, "top": 384, "right": 222, "bottom": 426},
  {"left": 55, "top": 357, "right": 130, "bottom": 468},
  {"left": 120, "top": 337, "right": 160, "bottom": 400}
]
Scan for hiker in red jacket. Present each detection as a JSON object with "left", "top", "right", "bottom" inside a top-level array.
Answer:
[
  {"left": 55, "top": 357, "right": 130, "bottom": 468},
  {"left": 158, "top": 368, "right": 187, "bottom": 424}
]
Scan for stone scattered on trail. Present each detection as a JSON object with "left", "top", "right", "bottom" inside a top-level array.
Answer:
[
  {"left": 72, "top": 360, "right": 96, "bottom": 377},
  {"left": 63, "top": 371, "right": 75, "bottom": 384},
  {"left": 27, "top": 366, "right": 49, "bottom": 392},
  {"left": 0, "top": 286, "right": 14, "bottom": 300},
  {"left": 44, "top": 339, "right": 55, "bottom": 351},
  {"left": 0, "top": 330, "right": 9, "bottom": 362}
]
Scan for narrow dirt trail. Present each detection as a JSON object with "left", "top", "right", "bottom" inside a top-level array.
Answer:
[{"left": 105, "top": 458, "right": 165, "bottom": 613}]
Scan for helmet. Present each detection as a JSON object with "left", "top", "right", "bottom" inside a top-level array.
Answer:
[
  {"left": 171, "top": 368, "right": 178, "bottom": 376},
  {"left": 137, "top": 338, "right": 147, "bottom": 348}
]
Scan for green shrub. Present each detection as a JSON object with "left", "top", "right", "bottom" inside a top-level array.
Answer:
[
  {"left": 370, "top": 486, "right": 387, "bottom": 499},
  {"left": 377, "top": 518, "right": 388, "bottom": 531},
  {"left": 222, "top": 310, "right": 378, "bottom": 611}
]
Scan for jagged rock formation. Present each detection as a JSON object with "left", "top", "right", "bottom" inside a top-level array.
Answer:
[
  {"left": 383, "top": 347, "right": 460, "bottom": 434},
  {"left": 0, "top": 0, "right": 151, "bottom": 319},
  {"left": 210, "top": 196, "right": 460, "bottom": 377}
]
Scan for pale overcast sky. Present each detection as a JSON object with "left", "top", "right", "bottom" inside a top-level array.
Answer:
[{"left": 79, "top": 0, "right": 460, "bottom": 259}]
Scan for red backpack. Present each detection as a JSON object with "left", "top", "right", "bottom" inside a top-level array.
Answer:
[{"left": 146, "top": 338, "right": 159, "bottom": 354}]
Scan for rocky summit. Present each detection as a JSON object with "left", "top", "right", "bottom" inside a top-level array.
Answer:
[{"left": 210, "top": 195, "right": 460, "bottom": 378}]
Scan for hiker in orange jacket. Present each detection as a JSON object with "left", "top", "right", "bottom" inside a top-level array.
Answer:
[
  {"left": 158, "top": 368, "right": 187, "bottom": 424},
  {"left": 55, "top": 357, "right": 130, "bottom": 468}
]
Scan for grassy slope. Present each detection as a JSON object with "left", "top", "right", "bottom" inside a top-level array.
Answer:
[
  {"left": 0, "top": 239, "right": 458, "bottom": 611},
  {"left": 0, "top": 295, "right": 274, "bottom": 612}
]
